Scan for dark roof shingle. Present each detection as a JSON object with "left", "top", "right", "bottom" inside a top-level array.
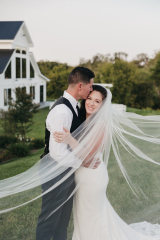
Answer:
[
  {"left": 0, "top": 21, "right": 23, "bottom": 40},
  {"left": 0, "top": 49, "right": 14, "bottom": 73}
]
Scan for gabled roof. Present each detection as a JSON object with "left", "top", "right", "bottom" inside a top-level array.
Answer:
[
  {"left": 0, "top": 21, "right": 33, "bottom": 47},
  {"left": 0, "top": 21, "right": 23, "bottom": 40},
  {"left": 0, "top": 49, "right": 14, "bottom": 74},
  {"left": 29, "top": 52, "right": 50, "bottom": 82}
]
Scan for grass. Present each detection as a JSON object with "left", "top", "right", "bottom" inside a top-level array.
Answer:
[
  {"left": 46, "top": 97, "right": 56, "bottom": 101},
  {"left": 0, "top": 149, "right": 74, "bottom": 240},
  {"left": 107, "top": 145, "right": 160, "bottom": 224},
  {"left": 0, "top": 148, "right": 74, "bottom": 240},
  {"left": 127, "top": 107, "right": 160, "bottom": 116},
  {"left": 0, "top": 149, "right": 43, "bottom": 240},
  {"left": 0, "top": 106, "right": 160, "bottom": 239},
  {"left": 27, "top": 107, "right": 49, "bottom": 139},
  {"left": 0, "top": 149, "right": 43, "bottom": 179}
]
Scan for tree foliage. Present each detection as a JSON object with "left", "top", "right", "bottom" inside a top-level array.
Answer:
[
  {"left": 0, "top": 88, "right": 39, "bottom": 142},
  {"left": 150, "top": 54, "right": 160, "bottom": 108},
  {"left": 132, "top": 53, "right": 149, "bottom": 68},
  {"left": 38, "top": 61, "right": 73, "bottom": 99},
  {"left": 38, "top": 51, "right": 160, "bottom": 109},
  {"left": 47, "top": 65, "right": 73, "bottom": 99}
]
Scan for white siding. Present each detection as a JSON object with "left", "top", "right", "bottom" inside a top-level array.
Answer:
[
  {"left": 12, "top": 26, "right": 29, "bottom": 49},
  {"left": 0, "top": 23, "right": 49, "bottom": 110}
]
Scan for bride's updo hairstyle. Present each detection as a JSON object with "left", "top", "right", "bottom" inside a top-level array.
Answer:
[{"left": 80, "top": 85, "right": 107, "bottom": 122}]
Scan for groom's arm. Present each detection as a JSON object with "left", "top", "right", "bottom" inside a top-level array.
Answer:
[{"left": 46, "top": 107, "right": 82, "bottom": 169}]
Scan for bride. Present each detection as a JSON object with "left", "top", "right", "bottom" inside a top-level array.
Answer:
[{"left": 53, "top": 85, "right": 160, "bottom": 240}]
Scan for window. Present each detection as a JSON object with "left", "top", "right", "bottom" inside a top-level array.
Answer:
[
  {"left": 40, "top": 85, "right": 44, "bottom": 102},
  {"left": 30, "top": 62, "right": 34, "bottom": 78},
  {"left": 5, "top": 61, "right": 11, "bottom": 79},
  {"left": 30, "top": 86, "right": 35, "bottom": 99},
  {"left": 4, "top": 89, "right": 11, "bottom": 106},
  {"left": 8, "top": 89, "right": 11, "bottom": 104},
  {"left": 22, "top": 48, "right": 26, "bottom": 54},
  {"left": 4, "top": 89, "right": 7, "bottom": 106},
  {"left": 16, "top": 58, "right": 27, "bottom": 78},
  {"left": 16, "top": 47, "right": 20, "bottom": 53},
  {"left": 16, "top": 58, "right": 21, "bottom": 78},
  {"left": 22, "top": 58, "right": 26, "bottom": 78}
]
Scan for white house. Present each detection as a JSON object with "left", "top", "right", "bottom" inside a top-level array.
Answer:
[{"left": 0, "top": 21, "right": 50, "bottom": 110}]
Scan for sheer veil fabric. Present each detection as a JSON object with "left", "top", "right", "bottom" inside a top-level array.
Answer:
[{"left": 1, "top": 88, "right": 160, "bottom": 230}]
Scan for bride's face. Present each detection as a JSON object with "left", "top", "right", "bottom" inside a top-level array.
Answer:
[{"left": 85, "top": 90, "right": 103, "bottom": 115}]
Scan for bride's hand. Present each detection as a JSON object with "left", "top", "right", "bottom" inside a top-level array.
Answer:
[{"left": 53, "top": 127, "right": 70, "bottom": 143}]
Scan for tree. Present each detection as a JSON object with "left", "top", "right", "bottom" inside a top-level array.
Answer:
[
  {"left": 0, "top": 109, "right": 16, "bottom": 136},
  {"left": 94, "top": 62, "right": 114, "bottom": 84},
  {"left": 147, "top": 52, "right": 160, "bottom": 68},
  {"left": 111, "top": 60, "right": 137, "bottom": 107},
  {"left": 38, "top": 60, "right": 60, "bottom": 78},
  {"left": 0, "top": 88, "right": 39, "bottom": 142},
  {"left": 132, "top": 53, "right": 149, "bottom": 68},
  {"left": 151, "top": 56, "right": 160, "bottom": 108},
  {"left": 133, "top": 70, "right": 155, "bottom": 109},
  {"left": 47, "top": 64, "right": 73, "bottom": 99},
  {"left": 114, "top": 52, "right": 128, "bottom": 61},
  {"left": 151, "top": 58, "right": 160, "bottom": 86},
  {"left": 37, "top": 53, "right": 160, "bottom": 109}
]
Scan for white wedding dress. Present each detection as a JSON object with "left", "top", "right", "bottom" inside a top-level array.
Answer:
[{"left": 72, "top": 155, "right": 160, "bottom": 240}]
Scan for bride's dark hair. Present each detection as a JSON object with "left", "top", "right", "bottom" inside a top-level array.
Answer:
[{"left": 80, "top": 85, "right": 108, "bottom": 122}]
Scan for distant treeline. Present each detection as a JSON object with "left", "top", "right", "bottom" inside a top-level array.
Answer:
[{"left": 38, "top": 52, "right": 160, "bottom": 109}]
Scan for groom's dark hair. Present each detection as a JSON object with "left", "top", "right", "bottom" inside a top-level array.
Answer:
[{"left": 68, "top": 67, "right": 95, "bottom": 85}]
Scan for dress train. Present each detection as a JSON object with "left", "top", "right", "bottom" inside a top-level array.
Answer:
[{"left": 72, "top": 158, "right": 160, "bottom": 240}]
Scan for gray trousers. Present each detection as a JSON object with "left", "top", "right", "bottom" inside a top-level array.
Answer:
[{"left": 36, "top": 168, "right": 75, "bottom": 240}]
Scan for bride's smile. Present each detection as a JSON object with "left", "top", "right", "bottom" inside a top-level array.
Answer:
[{"left": 85, "top": 90, "right": 103, "bottom": 117}]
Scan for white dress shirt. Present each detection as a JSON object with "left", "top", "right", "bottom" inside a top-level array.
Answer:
[{"left": 46, "top": 91, "right": 81, "bottom": 169}]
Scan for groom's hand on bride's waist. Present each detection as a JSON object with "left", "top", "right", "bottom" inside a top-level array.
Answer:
[{"left": 82, "top": 158, "right": 101, "bottom": 169}]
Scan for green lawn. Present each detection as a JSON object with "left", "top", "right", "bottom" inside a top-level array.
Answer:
[
  {"left": 0, "top": 149, "right": 43, "bottom": 179},
  {"left": 0, "top": 106, "right": 160, "bottom": 239},
  {"left": 27, "top": 107, "right": 49, "bottom": 139},
  {"left": 0, "top": 149, "right": 43, "bottom": 240},
  {"left": 0, "top": 105, "right": 73, "bottom": 240},
  {"left": 0, "top": 149, "right": 74, "bottom": 240},
  {"left": 0, "top": 107, "right": 49, "bottom": 139},
  {"left": 46, "top": 97, "right": 56, "bottom": 101},
  {"left": 127, "top": 107, "right": 160, "bottom": 116}
]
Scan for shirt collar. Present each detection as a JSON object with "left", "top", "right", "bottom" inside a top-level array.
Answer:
[{"left": 63, "top": 91, "right": 78, "bottom": 110}]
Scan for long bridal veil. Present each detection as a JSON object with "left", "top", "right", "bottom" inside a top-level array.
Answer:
[{"left": 1, "top": 88, "right": 160, "bottom": 238}]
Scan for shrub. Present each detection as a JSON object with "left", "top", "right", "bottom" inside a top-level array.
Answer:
[
  {"left": 0, "top": 135, "right": 18, "bottom": 148},
  {"left": 30, "top": 138, "right": 45, "bottom": 149},
  {"left": 6, "top": 143, "right": 30, "bottom": 158},
  {"left": 0, "top": 150, "right": 11, "bottom": 162}
]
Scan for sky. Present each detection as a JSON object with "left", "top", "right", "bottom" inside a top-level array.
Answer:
[{"left": 0, "top": 0, "right": 160, "bottom": 66}]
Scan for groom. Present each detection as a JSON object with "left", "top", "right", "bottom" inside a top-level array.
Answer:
[{"left": 36, "top": 67, "right": 99, "bottom": 240}]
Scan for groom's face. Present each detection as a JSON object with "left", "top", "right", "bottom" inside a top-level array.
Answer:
[{"left": 80, "top": 78, "right": 94, "bottom": 99}]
